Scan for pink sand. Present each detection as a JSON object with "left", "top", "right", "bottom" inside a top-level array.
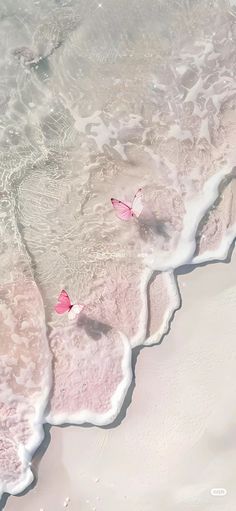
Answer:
[{"left": 0, "top": 279, "right": 51, "bottom": 495}]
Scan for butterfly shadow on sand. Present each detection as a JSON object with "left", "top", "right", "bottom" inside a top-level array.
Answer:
[
  {"left": 76, "top": 314, "right": 112, "bottom": 341},
  {"left": 138, "top": 207, "right": 170, "bottom": 241}
]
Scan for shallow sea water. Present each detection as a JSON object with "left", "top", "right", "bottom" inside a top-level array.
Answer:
[{"left": 1, "top": 0, "right": 236, "bottom": 501}]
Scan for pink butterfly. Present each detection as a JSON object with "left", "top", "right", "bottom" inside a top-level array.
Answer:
[
  {"left": 55, "top": 290, "right": 84, "bottom": 320},
  {"left": 111, "top": 188, "right": 143, "bottom": 221}
]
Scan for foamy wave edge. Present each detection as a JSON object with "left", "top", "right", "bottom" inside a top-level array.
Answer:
[
  {"left": 0, "top": 290, "right": 52, "bottom": 500},
  {"left": 47, "top": 334, "right": 132, "bottom": 426},
  {"left": 2, "top": 166, "right": 236, "bottom": 501},
  {"left": 46, "top": 165, "right": 236, "bottom": 431}
]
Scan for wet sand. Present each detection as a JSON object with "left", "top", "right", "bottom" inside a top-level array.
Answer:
[{"left": 4, "top": 249, "right": 236, "bottom": 511}]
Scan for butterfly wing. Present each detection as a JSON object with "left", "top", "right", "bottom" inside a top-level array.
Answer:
[
  {"left": 68, "top": 303, "right": 85, "bottom": 320},
  {"left": 131, "top": 188, "right": 143, "bottom": 218},
  {"left": 55, "top": 289, "right": 71, "bottom": 314},
  {"left": 111, "top": 198, "right": 132, "bottom": 221}
]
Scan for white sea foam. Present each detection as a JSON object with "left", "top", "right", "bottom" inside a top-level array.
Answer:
[
  {"left": 129, "top": 267, "right": 152, "bottom": 347},
  {"left": 47, "top": 334, "right": 132, "bottom": 426},
  {"left": 144, "top": 271, "right": 181, "bottom": 347},
  {"left": 193, "top": 227, "right": 236, "bottom": 265},
  {"left": 0, "top": 285, "right": 52, "bottom": 498},
  {"left": 145, "top": 168, "right": 233, "bottom": 271},
  {"left": 0, "top": 367, "right": 51, "bottom": 499}
]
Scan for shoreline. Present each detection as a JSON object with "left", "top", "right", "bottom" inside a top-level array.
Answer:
[{"left": 4, "top": 251, "right": 236, "bottom": 511}]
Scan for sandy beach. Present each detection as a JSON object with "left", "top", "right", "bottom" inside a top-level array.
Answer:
[{"left": 3, "top": 249, "right": 236, "bottom": 511}]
